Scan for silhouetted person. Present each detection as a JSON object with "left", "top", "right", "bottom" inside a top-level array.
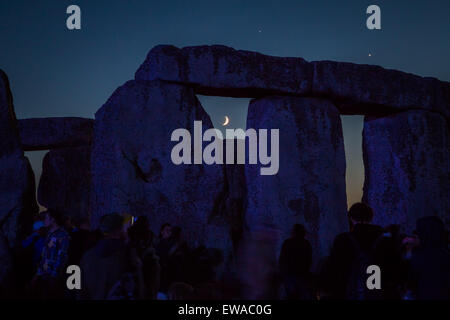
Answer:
[
  {"left": 318, "top": 203, "right": 383, "bottom": 300},
  {"left": 106, "top": 272, "right": 138, "bottom": 300},
  {"left": 156, "top": 223, "right": 172, "bottom": 292},
  {"left": 128, "top": 216, "right": 153, "bottom": 256},
  {"left": 156, "top": 223, "right": 172, "bottom": 263},
  {"left": 79, "top": 213, "right": 129, "bottom": 300},
  {"left": 166, "top": 226, "right": 189, "bottom": 287},
  {"left": 32, "top": 210, "right": 70, "bottom": 299},
  {"left": 347, "top": 203, "right": 384, "bottom": 251},
  {"left": 127, "top": 216, "right": 161, "bottom": 299},
  {"left": 20, "top": 221, "right": 47, "bottom": 288},
  {"left": 372, "top": 224, "right": 407, "bottom": 299},
  {"left": 407, "top": 216, "right": 450, "bottom": 300},
  {"left": 67, "top": 216, "right": 102, "bottom": 266},
  {"left": 279, "top": 224, "right": 313, "bottom": 299}
]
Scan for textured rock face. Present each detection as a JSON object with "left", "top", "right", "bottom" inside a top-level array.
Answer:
[
  {"left": 91, "top": 80, "right": 233, "bottom": 254},
  {"left": 0, "top": 70, "right": 38, "bottom": 251},
  {"left": 363, "top": 111, "right": 450, "bottom": 231},
  {"left": 135, "top": 45, "right": 312, "bottom": 98},
  {"left": 0, "top": 71, "right": 21, "bottom": 157},
  {"left": 224, "top": 162, "right": 246, "bottom": 245},
  {"left": 18, "top": 117, "right": 94, "bottom": 151},
  {"left": 312, "top": 61, "right": 450, "bottom": 117},
  {"left": 0, "top": 157, "right": 37, "bottom": 246},
  {"left": 245, "top": 97, "right": 348, "bottom": 260},
  {"left": 135, "top": 45, "right": 449, "bottom": 116},
  {"left": 38, "top": 146, "right": 91, "bottom": 221},
  {"left": 0, "top": 69, "right": 37, "bottom": 293}
]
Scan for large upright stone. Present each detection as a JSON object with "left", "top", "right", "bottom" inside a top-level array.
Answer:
[
  {"left": 0, "top": 70, "right": 21, "bottom": 157},
  {"left": 135, "top": 45, "right": 312, "bottom": 98},
  {"left": 38, "top": 146, "right": 91, "bottom": 222},
  {"left": 363, "top": 110, "right": 450, "bottom": 231},
  {"left": 0, "top": 70, "right": 38, "bottom": 251},
  {"left": 91, "top": 80, "right": 233, "bottom": 255},
  {"left": 18, "top": 117, "right": 94, "bottom": 151},
  {"left": 245, "top": 97, "right": 348, "bottom": 260},
  {"left": 0, "top": 70, "right": 37, "bottom": 293}
]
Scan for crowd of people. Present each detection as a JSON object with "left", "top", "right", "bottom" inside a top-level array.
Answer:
[
  {"left": 280, "top": 204, "right": 450, "bottom": 300},
  {"left": 3, "top": 203, "right": 450, "bottom": 300}
]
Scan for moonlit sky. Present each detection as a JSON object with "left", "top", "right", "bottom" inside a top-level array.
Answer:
[{"left": 1, "top": 0, "right": 449, "bottom": 207}]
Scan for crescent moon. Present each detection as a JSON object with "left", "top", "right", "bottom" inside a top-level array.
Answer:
[{"left": 222, "top": 116, "right": 230, "bottom": 126}]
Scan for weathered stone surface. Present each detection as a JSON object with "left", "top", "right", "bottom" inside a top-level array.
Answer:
[
  {"left": 224, "top": 162, "right": 246, "bottom": 245},
  {"left": 363, "top": 110, "right": 450, "bottom": 231},
  {"left": 0, "top": 71, "right": 21, "bottom": 157},
  {"left": 0, "top": 70, "right": 38, "bottom": 252},
  {"left": 245, "top": 97, "right": 348, "bottom": 260},
  {"left": 0, "top": 156, "right": 37, "bottom": 246},
  {"left": 312, "top": 61, "right": 450, "bottom": 117},
  {"left": 91, "top": 80, "right": 234, "bottom": 255},
  {"left": 136, "top": 45, "right": 449, "bottom": 116},
  {"left": 438, "top": 80, "right": 450, "bottom": 116},
  {"left": 18, "top": 117, "right": 94, "bottom": 151},
  {"left": 135, "top": 45, "right": 313, "bottom": 98},
  {"left": 38, "top": 146, "right": 91, "bottom": 221}
]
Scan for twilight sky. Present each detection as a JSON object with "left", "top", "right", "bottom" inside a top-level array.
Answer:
[{"left": 1, "top": 0, "right": 449, "bottom": 207}]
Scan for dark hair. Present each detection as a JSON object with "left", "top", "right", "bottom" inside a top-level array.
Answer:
[
  {"left": 46, "top": 209, "right": 64, "bottom": 226},
  {"left": 99, "top": 213, "right": 124, "bottom": 235},
  {"left": 292, "top": 224, "right": 306, "bottom": 238},
  {"left": 348, "top": 203, "right": 374, "bottom": 223},
  {"left": 159, "top": 223, "right": 171, "bottom": 237},
  {"left": 128, "top": 216, "right": 151, "bottom": 246}
]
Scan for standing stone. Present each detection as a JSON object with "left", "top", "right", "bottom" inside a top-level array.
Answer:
[
  {"left": 0, "top": 70, "right": 38, "bottom": 249},
  {"left": 363, "top": 110, "right": 450, "bottom": 231},
  {"left": 245, "top": 97, "right": 348, "bottom": 261},
  {"left": 91, "top": 80, "right": 233, "bottom": 256},
  {"left": 38, "top": 146, "right": 91, "bottom": 222},
  {"left": 224, "top": 162, "right": 246, "bottom": 247},
  {"left": 0, "top": 70, "right": 38, "bottom": 290}
]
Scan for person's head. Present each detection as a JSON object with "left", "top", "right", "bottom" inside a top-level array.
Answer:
[
  {"left": 43, "top": 209, "right": 64, "bottom": 229},
  {"left": 128, "top": 216, "right": 151, "bottom": 245},
  {"left": 99, "top": 213, "right": 124, "bottom": 239},
  {"left": 160, "top": 223, "right": 172, "bottom": 239},
  {"left": 133, "top": 216, "right": 150, "bottom": 231},
  {"left": 291, "top": 224, "right": 306, "bottom": 238},
  {"left": 348, "top": 203, "right": 374, "bottom": 227}
]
